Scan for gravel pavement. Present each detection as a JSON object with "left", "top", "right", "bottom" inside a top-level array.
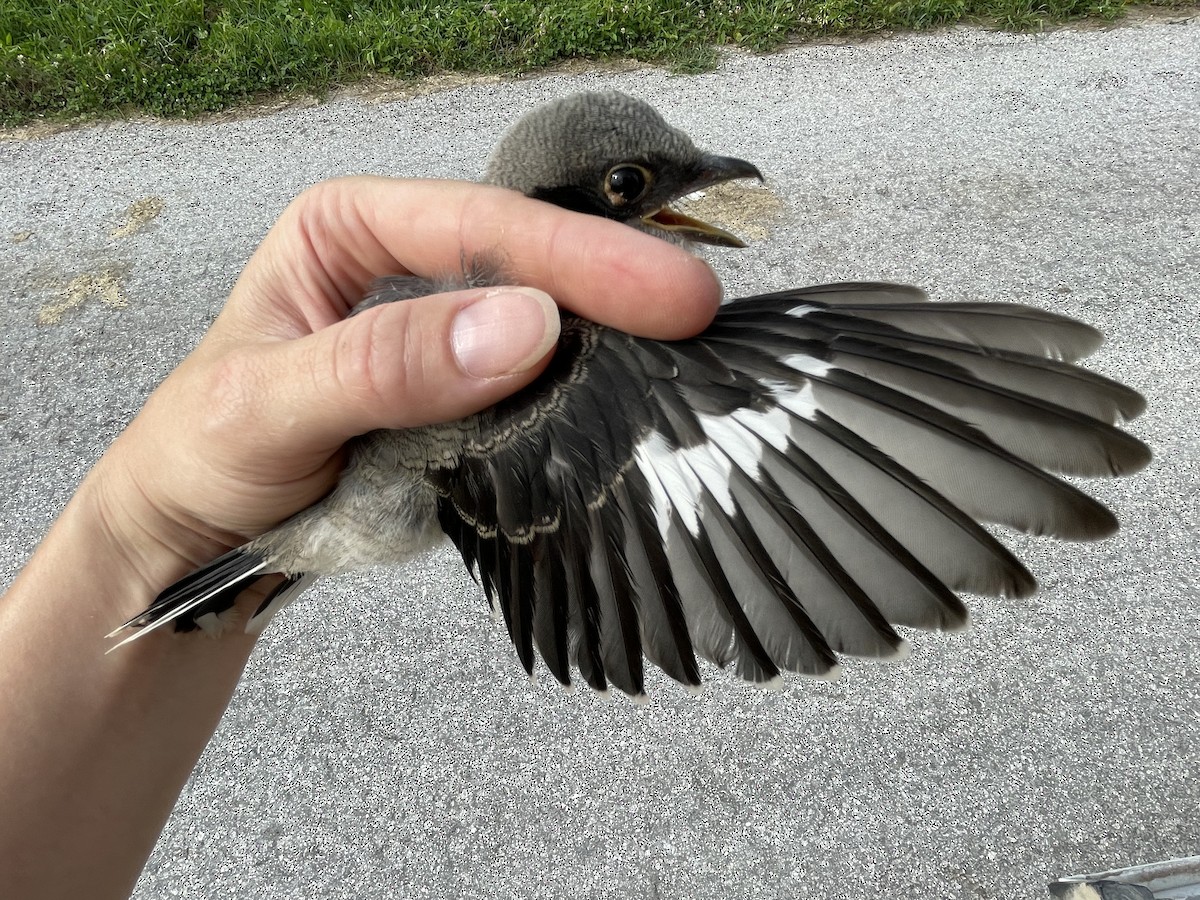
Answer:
[{"left": 2, "top": 15, "right": 1198, "bottom": 900}]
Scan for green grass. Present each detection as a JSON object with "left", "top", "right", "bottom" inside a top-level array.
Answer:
[{"left": 0, "top": 0, "right": 1147, "bottom": 126}]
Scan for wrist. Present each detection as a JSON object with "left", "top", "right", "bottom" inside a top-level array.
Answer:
[{"left": 66, "top": 450, "right": 239, "bottom": 628}]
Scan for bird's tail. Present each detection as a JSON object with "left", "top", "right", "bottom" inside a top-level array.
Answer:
[{"left": 105, "top": 547, "right": 300, "bottom": 650}]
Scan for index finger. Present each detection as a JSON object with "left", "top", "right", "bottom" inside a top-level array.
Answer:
[{"left": 240, "top": 176, "right": 724, "bottom": 341}]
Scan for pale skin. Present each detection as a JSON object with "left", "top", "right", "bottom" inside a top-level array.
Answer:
[{"left": 0, "top": 176, "right": 721, "bottom": 900}]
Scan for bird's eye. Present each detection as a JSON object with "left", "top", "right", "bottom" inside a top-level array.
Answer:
[{"left": 604, "top": 164, "right": 652, "bottom": 207}]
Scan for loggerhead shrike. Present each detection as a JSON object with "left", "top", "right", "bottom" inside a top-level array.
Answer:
[{"left": 109, "top": 92, "right": 1150, "bottom": 699}]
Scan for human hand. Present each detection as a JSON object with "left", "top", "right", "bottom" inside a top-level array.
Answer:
[
  {"left": 0, "top": 173, "right": 722, "bottom": 900},
  {"left": 81, "top": 175, "right": 722, "bottom": 621}
]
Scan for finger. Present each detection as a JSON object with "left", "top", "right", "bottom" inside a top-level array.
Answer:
[
  {"left": 236, "top": 285, "right": 562, "bottom": 449},
  {"left": 233, "top": 177, "right": 723, "bottom": 341}
]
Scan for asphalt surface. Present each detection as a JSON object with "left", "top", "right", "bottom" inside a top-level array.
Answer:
[{"left": 2, "top": 16, "right": 1198, "bottom": 900}]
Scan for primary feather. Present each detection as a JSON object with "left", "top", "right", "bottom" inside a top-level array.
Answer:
[{"left": 110, "top": 93, "right": 1150, "bottom": 699}]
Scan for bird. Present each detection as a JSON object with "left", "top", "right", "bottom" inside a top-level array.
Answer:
[
  {"left": 108, "top": 91, "right": 1151, "bottom": 699},
  {"left": 1049, "top": 880, "right": 1156, "bottom": 900}
]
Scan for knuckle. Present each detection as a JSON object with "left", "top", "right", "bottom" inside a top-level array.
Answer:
[
  {"left": 330, "top": 306, "right": 415, "bottom": 416},
  {"left": 199, "top": 351, "right": 264, "bottom": 438}
]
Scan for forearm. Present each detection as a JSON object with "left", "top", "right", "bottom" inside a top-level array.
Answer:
[{"left": 0, "top": 468, "right": 257, "bottom": 900}]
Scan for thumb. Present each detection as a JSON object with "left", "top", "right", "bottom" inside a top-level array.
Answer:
[{"left": 270, "top": 285, "right": 561, "bottom": 446}]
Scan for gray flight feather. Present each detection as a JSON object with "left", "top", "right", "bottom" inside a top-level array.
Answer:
[{"left": 109, "top": 92, "right": 1150, "bottom": 701}]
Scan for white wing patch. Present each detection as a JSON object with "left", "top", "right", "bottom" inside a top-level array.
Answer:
[
  {"left": 632, "top": 394, "right": 798, "bottom": 541},
  {"left": 632, "top": 433, "right": 678, "bottom": 537},
  {"left": 785, "top": 304, "right": 819, "bottom": 318},
  {"left": 697, "top": 411, "right": 762, "bottom": 472},
  {"left": 730, "top": 403, "right": 791, "bottom": 452},
  {"left": 775, "top": 380, "right": 821, "bottom": 422},
  {"left": 632, "top": 432, "right": 733, "bottom": 539},
  {"left": 782, "top": 354, "right": 832, "bottom": 378}
]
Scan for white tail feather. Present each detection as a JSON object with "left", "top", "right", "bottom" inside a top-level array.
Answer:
[{"left": 104, "top": 560, "right": 270, "bottom": 651}]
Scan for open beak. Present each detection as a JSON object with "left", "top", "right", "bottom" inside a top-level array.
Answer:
[{"left": 641, "top": 155, "right": 764, "bottom": 248}]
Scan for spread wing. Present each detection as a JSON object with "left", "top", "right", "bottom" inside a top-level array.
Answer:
[{"left": 429, "top": 282, "right": 1150, "bottom": 698}]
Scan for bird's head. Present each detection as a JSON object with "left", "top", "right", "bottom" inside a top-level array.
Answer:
[{"left": 483, "top": 91, "right": 763, "bottom": 248}]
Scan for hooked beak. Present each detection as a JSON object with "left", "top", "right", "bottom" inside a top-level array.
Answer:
[{"left": 642, "top": 155, "right": 764, "bottom": 248}]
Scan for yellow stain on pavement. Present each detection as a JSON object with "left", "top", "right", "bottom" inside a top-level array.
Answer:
[
  {"left": 36, "top": 265, "right": 130, "bottom": 326},
  {"left": 109, "top": 196, "right": 165, "bottom": 238}
]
